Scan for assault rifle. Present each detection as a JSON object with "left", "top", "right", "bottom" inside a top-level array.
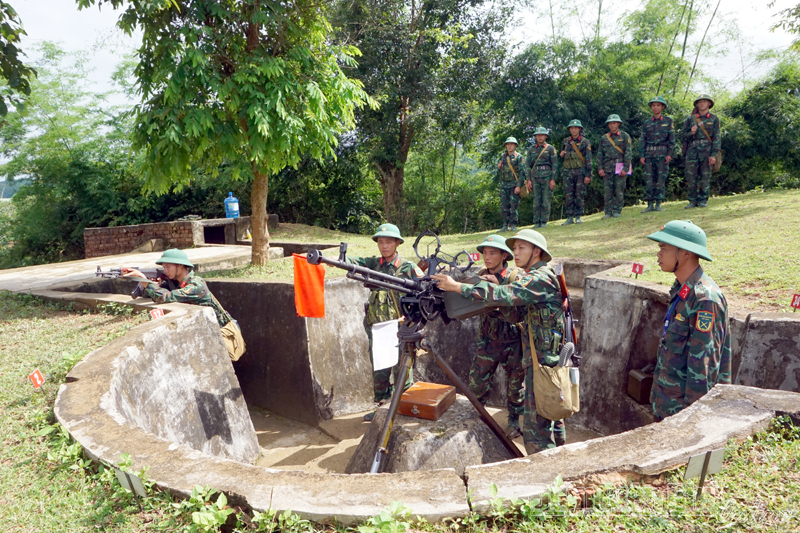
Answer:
[
  {"left": 95, "top": 266, "right": 173, "bottom": 299},
  {"left": 307, "top": 231, "right": 525, "bottom": 473},
  {"left": 554, "top": 263, "right": 580, "bottom": 368}
]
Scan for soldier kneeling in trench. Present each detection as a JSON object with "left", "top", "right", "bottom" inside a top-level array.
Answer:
[{"left": 123, "top": 248, "right": 245, "bottom": 361}]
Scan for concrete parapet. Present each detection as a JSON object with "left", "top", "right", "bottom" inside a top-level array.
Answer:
[{"left": 736, "top": 313, "right": 800, "bottom": 391}]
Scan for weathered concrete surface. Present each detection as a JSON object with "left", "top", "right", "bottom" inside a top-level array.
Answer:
[
  {"left": 206, "top": 277, "right": 374, "bottom": 424},
  {"left": 466, "top": 385, "right": 800, "bottom": 512},
  {"left": 345, "top": 396, "right": 517, "bottom": 476},
  {"left": 102, "top": 307, "right": 259, "bottom": 463},
  {"left": 736, "top": 313, "right": 800, "bottom": 391}
]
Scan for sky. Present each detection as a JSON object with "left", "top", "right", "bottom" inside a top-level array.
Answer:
[{"left": 8, "top": 0, "right": 800, "bottom": 104}]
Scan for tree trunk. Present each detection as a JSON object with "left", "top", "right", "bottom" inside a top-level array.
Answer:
[
  {"left": 250, "top": 169, "right": 271, "bottom": 266},
  {"left": 376, "top": 163, "right": 405, "bottom": 220}
]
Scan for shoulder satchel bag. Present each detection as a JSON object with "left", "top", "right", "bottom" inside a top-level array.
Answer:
[
  {"left": 695, "top": 116, "right": 722, "bottom": 173},
  {"left": 527, "top": 315, "right": 579, "bottom": 421},
  {"left": 569, "top": 140, "right": 586, "bottom": 165},
  {"left": 507, "top": 155, "right": 529, "bottom": 199},
  {"left": 606, "top": 133, "right": 625, "bottom": 154}
]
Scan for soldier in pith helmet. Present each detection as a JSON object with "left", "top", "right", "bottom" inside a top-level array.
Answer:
[
  {"left": 497, "top": 136, "right": 525, "bottom": 232},
  {"left": 522, "top": 127, "right": 558, "bottom": 227},
  {"left": 559, "top": 120, "right": 592, "bottom": 225},
  {"left": 640, "top": 96, "right": 675, "bottom": 213},
  {"left": 596, "top": 114, "right": 632, "bottom": 218},
  {"left": 681, "top": 94, "right": 721, "bottom": 209}
]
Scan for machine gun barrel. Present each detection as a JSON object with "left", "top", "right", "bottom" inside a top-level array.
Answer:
[{"left": 306, "top": 247, "right": 423, "bottom": 295}]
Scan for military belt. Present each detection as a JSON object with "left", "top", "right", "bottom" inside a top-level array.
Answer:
[
  {"left": 691, "top": 139, "right": 710, "bottom": 146},
  {"left": 534, "top": 165, "right": 551, "bottom": 170},
  {"left": 646, "top": 146, "right": 669, "bottom": 152}
]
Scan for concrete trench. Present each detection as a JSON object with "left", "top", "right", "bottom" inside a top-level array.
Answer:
[{"left": 32, "top": 257, "right": 800, "bottom": 524}]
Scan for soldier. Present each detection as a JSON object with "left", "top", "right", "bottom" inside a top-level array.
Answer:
[
  {"left": 596, "top": 114, "right": 633, "bottom": 219},
  {"left": 559, "top": 120, "right": 592, "bottom": 225},
  {"left": 639, "top": 96, "right": 675, "bottom": 213},
  {"left": 468, "top": 235, "right": 525, "bottom": 438},
  {"left": 497, "top": 136, "right": 525, "bottom": 232},
  {"left": 681, "top": 95, "right": 721, "bottom": 209},
  {"left": 346, "top": 223, "right": 422, "bottom": 419},
  {"left": 123, "top": 249, "right": 245, "bottom": 360},
  {"left": 646, "top": 220, "right": 731, "bottom": 421},
  {"left": 433, "top": 229, "right": 566, "bottom": 454},
  {"left": 520, "top": 127, "right": 557, "bottom": 228}
]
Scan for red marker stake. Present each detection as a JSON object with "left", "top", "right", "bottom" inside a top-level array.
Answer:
[
  {"left": 29, "top": 368, "right": 45, "bottom": 392},
  {"left": 631, "top": 263, "right": 644, "bottom": 279},
  {"left": 791, "top": 294, "right": 800, "bottom": 313}
]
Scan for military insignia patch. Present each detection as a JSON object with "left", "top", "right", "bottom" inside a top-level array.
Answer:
[
  {"left": 679, "top": 284, "right": 691, "bottom": 299},
  {"left": 696, "top": 311, "right": 714, "bottom": 332},
  {"left": 675, "top": 313, "right": 686, "bottom": 321},
  {"left": 487, "top": 236, "right": 494, "bottom": 241},
  {"left": 518, "top": 274, "right": 533, "bottom": 286}
]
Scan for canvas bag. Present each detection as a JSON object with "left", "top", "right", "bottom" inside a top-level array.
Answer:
[
  {"left": 221, "top": 321, "right": 246, "bottom": 361},
  {"left": 527, "top": 316, "right": 579, "bottom": 421}
]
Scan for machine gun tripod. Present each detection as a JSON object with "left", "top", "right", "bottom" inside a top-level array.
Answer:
[{"left": 307, "top": 231, "right": 525, "bottom": 473}]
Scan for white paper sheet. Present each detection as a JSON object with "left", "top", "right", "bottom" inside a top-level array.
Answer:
[{"left": 371, "top": 319, "right": 400, "bottom": 371}]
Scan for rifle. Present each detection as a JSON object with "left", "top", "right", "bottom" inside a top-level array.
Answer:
[
  {"left": 95, "top": 266, "right": 172, "bottom": 298},
  {"left": 307, "top": 231, "right": 526, "bottom": 473},
  {"left": 553, "top": 263, "right": 580, "bottom": 369}
]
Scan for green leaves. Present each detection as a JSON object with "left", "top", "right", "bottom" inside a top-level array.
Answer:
[{"left": 0, "top": 1, "right": 37, "bottom": 116}]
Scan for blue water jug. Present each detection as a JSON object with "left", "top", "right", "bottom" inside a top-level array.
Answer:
[{"left": 224, "top": 192, "right": 240, "bottom": 218}]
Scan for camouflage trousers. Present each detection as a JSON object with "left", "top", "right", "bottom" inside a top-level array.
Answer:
[
  {"left": 523, "top": 364, "right": 566, "bottom": 453},
  {"left": 367, "top": 324, "right": 414, "bottom": 402},
  {"left": 499, "top": 182, "right": 519, "bottom": 227},
  {"left": 469, "top": 337, "right": 524, "bottom": 417},
  {"left": 562, "top": 168, "right": 587, "bottom": 217},
  {"left": 602, "top": 167, "right": 626, "bottom": 215},
  {"left": 685, "top": 146, "right": 712, "bottom": 204},
  {"left": 531, "top": 178, "right": 553, "bottom": 224},
  {"left": 642, "top": 155, "right": 669, "bottom": 202}
]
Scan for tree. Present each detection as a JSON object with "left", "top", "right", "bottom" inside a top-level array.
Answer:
[
  {"left": 0, "top": 1, "right": 35, "bottom": 116},
  {"left": 77, "top": 0, "right": 372, "bottom": 265},
  {"left": 331, "top": 0, "right": 510, "bottom": 221}
]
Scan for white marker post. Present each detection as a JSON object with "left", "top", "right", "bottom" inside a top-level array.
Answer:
[{"left": 684, "top": 448, "right": 725, "bottom": 500}]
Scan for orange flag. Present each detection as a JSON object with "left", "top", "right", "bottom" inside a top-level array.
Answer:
[{"left": 293, "top": 253, "right": 325, "bottom": 318}]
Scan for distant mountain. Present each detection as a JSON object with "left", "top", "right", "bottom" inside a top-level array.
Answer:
[{"left": 0, "top": 179, "right": 32, "bottom": 199}]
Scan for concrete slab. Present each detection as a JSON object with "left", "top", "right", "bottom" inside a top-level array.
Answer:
[{"left": 736, "top": 312, "right": 800, "bottom": 391}]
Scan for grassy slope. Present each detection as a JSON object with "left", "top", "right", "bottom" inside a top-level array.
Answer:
[{"left": 209, "top": 190, "right": 800, "bottom": 312}]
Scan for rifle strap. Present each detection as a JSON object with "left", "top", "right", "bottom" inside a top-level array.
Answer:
[
  {"left": 533, "top": 144, "right": 548, "bottom": 167},
  {"left": 606, "top": 133, "right": 625, "bottom": 154},
  {"left": 695, "top": 116, "right": 713, "bottom": 143},
  {"left": 569, "top": 140, "right": 586, "bottom": 164},
  {"left": 389, "top": 287, "right": 401, "bottom": 317},
  {"left": 506, "top": 155, "right": 519, "bottom": 181}
]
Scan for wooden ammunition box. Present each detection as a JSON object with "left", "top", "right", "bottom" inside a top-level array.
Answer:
[
  {"left": 628, "top": 369, "right": 654, "bottom": 404},
  {"left": 398, "top": 382, "right": 456, "bottom": 421}
]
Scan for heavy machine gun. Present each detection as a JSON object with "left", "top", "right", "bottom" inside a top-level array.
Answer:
[{"left": 307, "top": 231, "right": 525, "bottom": 473}]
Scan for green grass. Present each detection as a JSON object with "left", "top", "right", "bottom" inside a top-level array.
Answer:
[
  {"left": 208, "top": 190, "right": 800, "bottom": 312},
  {"left": 1, "top": 290, "right": 799, "bottom": 531}
]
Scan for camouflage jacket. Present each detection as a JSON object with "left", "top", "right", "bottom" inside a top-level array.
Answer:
[
  {"left": 561, "top": 135, "right": 592, "bottom": 174},
  {"left": 650, "top": 266, "right": 732, "bottom": 421},
  {"left": 639, "top": 115, "right": 675, "bottom": 157},
  {"left": 461, "top": 261, "right": 564, "bottom": 367},
  {"left": 525, "top": 143, "right": 558, "bottom": 181},
  {"left": 144, "top": 271, "right": 233, "bottom": 327},
  {"left": 681, "top": 113, "right": 721, "bottom": 156},
  {"left": 477, "top": 265, "right": 524, "bottom": 342},
  {"left": 497, "top": 151, "right": 526, "bottom": 184},
  {"left": 596, "top": 130, "right": 633, "bottom": 171},
  {"left": 347, "top": 254, "right": 423, "bottom": 325}
]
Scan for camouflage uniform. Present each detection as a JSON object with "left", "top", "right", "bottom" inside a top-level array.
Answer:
[
  {"left": 469, "top": 266, "right": 525, "bottom": 421},
  {"left": 560, "top": 136, "right": 592, "bottom": 218},
  {"left": 498, "top": 151, "right": 525, "bottom": 228},
  {"left": 144, "top": 271, "right": 233, "bottom": 327},
  {"left": 596, "top": 131, "right": 633, "bottom": 216},
  {"left": 347, "top": 254, "right": 422, "bottom": 401},
  {"left": 681, "top": 113, "right": 720, "bottom": 206},
  {"left": 651, "top": 266, "right": 732, "bottom": 421},
  {"left": 639, "top": 116, "right": 675, "bottom": 203},
  {"left": 525, "top": 143, "right": 558, "bottom": 225},
  {"left": 460, "top": 261, "right": 566, "bottom": 453}
]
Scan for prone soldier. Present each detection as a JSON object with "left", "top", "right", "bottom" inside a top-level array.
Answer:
[
  {"left": 681, "top": 95, "right": 721, "bottom": 209},
  {"left": 559, "top": 120, "right": 592, "bottom": 225},
  {"left": 521, "top": 127, "right": 557, "bottom": 228},
  {"left": 497, "top": 136, "right": 525, "bottom": 232},
  {"left": 647, "top": 220, "right": 732, "bottom": 421},
  {"left": 640, "top": 96, "right": 675, "bottom": 213},
  {"left": 596, "top": 114, "right": 633, "bottom": 219}
]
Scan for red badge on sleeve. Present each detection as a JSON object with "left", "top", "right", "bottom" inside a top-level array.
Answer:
[{"left": 679, "top": 284, "right": 691, "bottom": 300}]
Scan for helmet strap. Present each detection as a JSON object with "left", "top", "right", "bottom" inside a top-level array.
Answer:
[{"left": 671, "top": 249, "right": 680, "bottom": 274}]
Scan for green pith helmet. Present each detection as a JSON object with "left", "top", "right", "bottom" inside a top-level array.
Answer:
[
  {"left": 504, "top": 136, "right": 519, "bottom": 146},
  {"left": 533, "top": 126, "right": 549, "bottom": 136},
  {"left": 505, "top": 229, "right": 552, "bottom": 263},
  {"left": 567, "top": 119, "right": 583, "bottom": 129},
  {"left": 372, "top": 223, "right": 404, "bottom": 244},
  {"left": 605, "top": 114, "right": 622, "bottom": 124},
  {"left": 476, "top": 234, "right": 513, "bottom": 258},
  {"left": 694, "top": 94, "right": 714, "bottom": 109},
  {"left": 647, "top": 220, "right": 712, "bottom": 261},
  {"left": 155, "top": 248, "right": 194, "bottom": 268},
  {"left": 649, "top": 96, "right": 667, "bottom": 108}
]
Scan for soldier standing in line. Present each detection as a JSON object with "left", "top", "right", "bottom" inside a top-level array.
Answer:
[
  {"left": 596, "top": 114, "right": 633, "bottom": 219},
  {"left": 640, "top": 96, "right": 675, "bottom": 213},
  {"left": 559, "top": 120, "right": 592, "bottom": 225},
  {"left": 646, "top": 220, "right": 731, "bottom": 421},
  {"left": 346, "top": 223, "right": 423, "bottom": 420},
  {"left": 520, "top": 127, "right": 557, "bottom": 228},
  {"left": 681, "top": 95, "right": 721, "bottom": 209},
  {"left": 467, "top": 235, "right": 525, "bottom": 438},
  {"left": 433, "top": 229, "right": 567, "bottom": 454},
  {"left": 497, "top": 136, "right": 525, "bottom": 232}
]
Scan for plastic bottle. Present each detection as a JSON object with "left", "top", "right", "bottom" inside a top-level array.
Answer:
[{"left": 224, "top": 192, "right": 240, "bottom": 218}]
